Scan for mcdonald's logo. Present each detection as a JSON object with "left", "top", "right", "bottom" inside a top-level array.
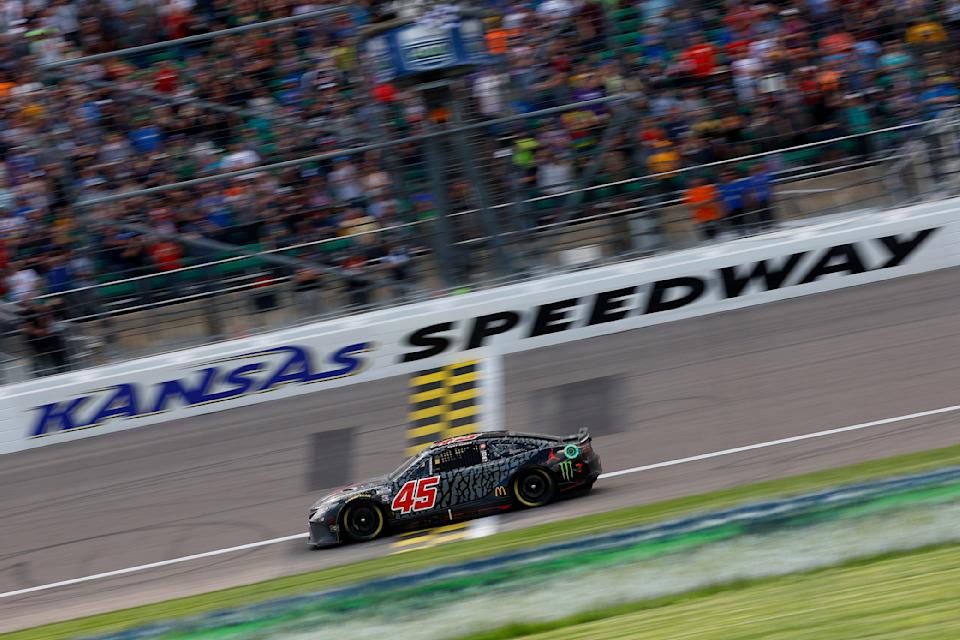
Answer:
[
  {"left": 558, "top": 460, "right": 574, "bottom": 481},
  {"left": 495, "top": 486, "right": 507, "bottom": 497}
]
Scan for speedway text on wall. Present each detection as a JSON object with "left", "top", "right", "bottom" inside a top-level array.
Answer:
[{"left": 1, "top": 201, "right": 958, "bottom": 454}]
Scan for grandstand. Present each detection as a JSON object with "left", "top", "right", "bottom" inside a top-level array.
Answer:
[{"left": 2, "top": 0, "right": 960, "bottom": 381}]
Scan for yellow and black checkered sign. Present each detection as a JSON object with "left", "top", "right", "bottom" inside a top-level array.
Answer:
[{"left": 406, "top": 360, "right": 481, "bottom": 456}]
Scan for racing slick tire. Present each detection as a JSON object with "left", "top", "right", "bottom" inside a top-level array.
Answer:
[
  {"left": 341, "top": 500, "right": 386, "bottom": 542},
  {"left": 512, "top": 468, "right": 557, "bottom": 508}
]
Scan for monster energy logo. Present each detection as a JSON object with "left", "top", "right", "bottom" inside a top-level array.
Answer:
[{"left": 558, "top": 460, "right": 574, "bottom": 481}]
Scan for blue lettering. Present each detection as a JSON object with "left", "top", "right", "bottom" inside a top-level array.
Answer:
[
  {"left": 29, "top": 396, "right": 89, "bottom": 437},
  {"left": 258, "top": 347, "right": 312, "bottom": 391},
  {"left": 309, "top": 342, "right": 371, "bottom": 382},
  {"left": 87, "top": 384, "right": 140, "bottom": 426},
  {"left": 151, "top": 368, "right": 218, "bottom": 413},
  {"left": 203, "top": 363, "right": 263, "bottom": 402},
  {"left": 28, "top": 343, "right": 370, "bottom": 439}
]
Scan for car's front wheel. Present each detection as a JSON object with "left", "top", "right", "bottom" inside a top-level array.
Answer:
[
  {"left": 341, "top": 501, "right": 385, "bottom": 542},
  {"left": 512, "top": 468, "right": 557, "bottom": 508}
]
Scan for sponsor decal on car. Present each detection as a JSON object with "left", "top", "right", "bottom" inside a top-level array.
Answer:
[
  {"left": 391, "top": 476, "right": 440, "bottom": 514},
  {"left": 28, "top": 343, "right": 373, "bottom": 438}
]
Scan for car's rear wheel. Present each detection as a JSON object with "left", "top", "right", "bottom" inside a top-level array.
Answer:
[
  {"left": 512, "top": 468, "right": 556, "bottom": 508},
  {"left": 341, "top": 501, "right": 385, "bottom": 542}
]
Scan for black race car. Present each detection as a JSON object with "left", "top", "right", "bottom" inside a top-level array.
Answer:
[{"left": 308, "top": 428, "right": 601, "bottom": 546}]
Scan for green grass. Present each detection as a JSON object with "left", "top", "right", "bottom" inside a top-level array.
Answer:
[
  {"left": 5, "top": 443, "right": 960, "bottom": 640},
  {"left": 455, "top": 543, "right": 960, "bottom": 640}
]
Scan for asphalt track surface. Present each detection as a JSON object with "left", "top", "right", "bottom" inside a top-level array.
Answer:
[{"left": 3, "top": 268, "right": 960, "bottom": 633}]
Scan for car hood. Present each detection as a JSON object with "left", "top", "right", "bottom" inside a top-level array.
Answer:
[{"left": 311, "top": 476, "right": 389, "bottom": 510}]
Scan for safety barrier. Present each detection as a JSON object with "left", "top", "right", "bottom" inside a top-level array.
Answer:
[{"left": 2, "top": 199, "right": 959, "bottom": 454}]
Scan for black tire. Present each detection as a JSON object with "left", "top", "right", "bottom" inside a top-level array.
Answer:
[
  {"left": 512, "top": 468, "right": 557, "bottom": 508},
  {"left": 341, "top": 501, "right": 386, "bottom": 542}
]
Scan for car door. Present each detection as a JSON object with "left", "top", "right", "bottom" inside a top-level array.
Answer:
[
  {"left": 432, "top": 443, "right": 504, "bottom": 511},
  {"left": 387, "top": 454, "right": 443, "bottom": 523}
]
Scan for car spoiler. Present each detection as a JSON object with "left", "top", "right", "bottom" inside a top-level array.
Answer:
[{"left": 563, "top": 427, "right": 591, "bottom": 445}]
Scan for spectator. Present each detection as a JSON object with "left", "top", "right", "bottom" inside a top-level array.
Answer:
[
  {"left": 20, "top": 297, "right": 70, "bottom": 375},
  {"left": 341, "top": 253, "right": 371, "bottom": 307},
  {"left": 536, "top": 149, "right": 575, "bottom": 196},
  {"left": 6, "top": 259, "right": 40, "bottom": 303},
  {"left": 744, "top": 164, "right": 775, "bottom": 231},
  {"left": 646, "top": 139, "right": 681, "bottom": 204},
  {"left": 906, "top": 17, "right": 948, "bottom": 46},
  {"left": 382, "top": 243, "right": 412, "bottom": 299},
  {"left": 292, "top": 266, "right": 323, "bottom": 318},
  {"left": 0, "top": 0, "right": 955, "bottom": 349},
  {"left": 920, "top": 74, "right": 959, "bottom": 118},
  {"left": 718, "top": 169, "right": 748, "bottom": 236},
  {"left": 683, "top": 176, "right": 723, "bottom": 241}
]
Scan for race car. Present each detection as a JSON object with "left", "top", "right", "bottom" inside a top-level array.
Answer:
[{"left": 308, "top": 428, "right": 601, "bottom": 546}]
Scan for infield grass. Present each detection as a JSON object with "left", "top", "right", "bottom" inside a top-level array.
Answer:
[
  {"left": 456, "top": 543, "right": 960, "bottom": 640},
  {"left": 4, "top": 443, "right": 960, "bottom": 640}
]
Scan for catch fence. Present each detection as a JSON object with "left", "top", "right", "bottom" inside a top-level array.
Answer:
[{"left": 4, "top": 6, "right": 960, "bottom": 382}]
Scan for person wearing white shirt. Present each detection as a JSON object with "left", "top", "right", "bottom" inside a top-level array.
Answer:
[
  {"left": 537, "top": 0, "right": 575, "bottom": 21},
  {"left": 474, "top": 68, "right": 506, "bottom": 117},
  {"left": 7, "top": 263, "right": 40, "bottom": 303}
]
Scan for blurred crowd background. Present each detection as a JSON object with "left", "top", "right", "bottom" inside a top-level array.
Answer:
[{"left": 1, "top": 0, "right": 959, "bottom": 376}]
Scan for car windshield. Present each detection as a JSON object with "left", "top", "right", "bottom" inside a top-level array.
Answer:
[{"left": 389, "top": 452, "right": 424, "bottom": 480}]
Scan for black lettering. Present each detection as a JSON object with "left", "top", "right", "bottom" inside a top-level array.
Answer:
[
  {"left": 799, "top": 244, "right": 867, "bottom": 284},
  {"left": 877, "top": 228, "right": 939, "bottom": 268},
  {"left": 466, "top": 311, "right": 521, "bottom": 349},
  {"left": 587, "top": 287, "right": 637, "bottom": 325},
  {"left": 719, "top": 253, "right": 806, "bottom": 298},
  {"left": 528, "top": 299, "right": 579, "bottom": 337},
  {"left": 401, "top": 322, "right": 454, "bottom": 363},
  {"left": 645, "top": 277, "right": 706, "bottom": 314}
]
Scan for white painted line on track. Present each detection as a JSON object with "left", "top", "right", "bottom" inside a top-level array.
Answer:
[
  {"left": 0, "top": 533, "right": 308, "bottom": 599},
  {"left": 2, "top": 402, "right": 956, "bottom": 600},
  {"left": 598, "top": 404, "right": 960, "bottom": 479}
]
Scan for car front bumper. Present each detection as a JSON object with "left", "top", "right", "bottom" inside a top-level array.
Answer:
[{"left": 308, "top": 518, "right": 341, "bottom": 547}]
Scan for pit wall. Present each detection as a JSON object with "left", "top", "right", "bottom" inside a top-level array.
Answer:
[{"left": 1, "top": 201, "right": 958, "bottom": 454}]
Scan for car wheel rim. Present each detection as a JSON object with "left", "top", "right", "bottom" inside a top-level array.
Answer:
[
  {"left": 348, "top": 506, "right": 379, "bottom": 537},
  {"left": 521, "top": 473, "right": 547, "bottom": 502}
]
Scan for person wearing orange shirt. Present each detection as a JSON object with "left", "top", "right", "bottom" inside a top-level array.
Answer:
[{"left": 683, "top": 177, "right": 723, "bottom": 240}]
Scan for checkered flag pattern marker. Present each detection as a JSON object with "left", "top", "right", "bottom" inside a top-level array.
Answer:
[{"left": 406, "top": 360, "right": 481, "bottom": 456}]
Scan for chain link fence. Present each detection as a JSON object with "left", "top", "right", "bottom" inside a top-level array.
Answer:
[{"left": 5, "top": 5, "right": 960, "bottom": 383}]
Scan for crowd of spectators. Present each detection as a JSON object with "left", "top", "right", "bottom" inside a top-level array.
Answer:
[{"left": 1, "top": 0, "right": 960, "bottom": 373}]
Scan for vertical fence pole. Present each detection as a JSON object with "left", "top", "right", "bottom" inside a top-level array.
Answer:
[
  {"left": 422, "top": 117, "right": 460, "bottom": 287},
  {"left": 449, "top": 89, "right": 514, "bottom": 279}
]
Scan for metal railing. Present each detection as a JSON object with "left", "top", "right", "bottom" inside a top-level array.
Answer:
[
  {"left": 5, "top": 115, "right": 960, "bottom": 384},
  {"left": 7, "top": 2, "right": 960, "bottom": 383}
]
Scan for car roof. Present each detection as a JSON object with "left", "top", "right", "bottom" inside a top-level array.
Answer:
[{"left": 425, "top": 431, "right": 561, "bottom": 452}]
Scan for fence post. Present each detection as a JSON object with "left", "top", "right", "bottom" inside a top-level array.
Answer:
[
  {"left": 422, "top": 117, "right": 462, "bottom": 286},
  {"left": 449, "top": 91, "right": 514, "bottom": 279}
]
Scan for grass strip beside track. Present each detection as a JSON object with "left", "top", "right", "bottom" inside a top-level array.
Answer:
[
  {"left": 5, "top": 443, "right": 960, "bottom": 640},
  {"left": 456, "top": 543, "right": 960, "bottom": 640}
]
